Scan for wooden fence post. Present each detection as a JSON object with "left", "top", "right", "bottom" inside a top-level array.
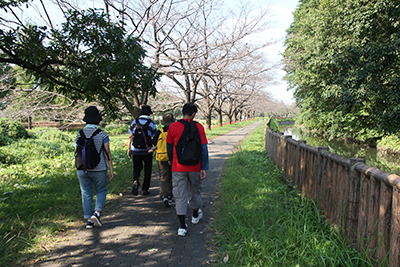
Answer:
[
  {"left": 346, "top": 158, "right": 365, "bottom": 245},
  {"left": 278, "top": 132, "right": 284, "bottom": 170},
  {"left": 294, "top": 140, "right": 306, "bottom": 189},
  {"left": 316, "top": 147, "right": 329, "bottom": 201},
  {"left": 283, "top": 135, "right": 291, "bottom": 182},
  {"left": 366, "top": 176, "right": 380, "bottom": 259},
  {"left": 357, "top": 172, "right": 369, "bottom": 251},
  {"left": 390, "top": 187, "right": 400, "bottom": 266}
]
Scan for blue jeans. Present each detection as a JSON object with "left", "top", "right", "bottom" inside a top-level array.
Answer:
[{"left": 77, "top": 170, "right": 108, "bottom": 219}]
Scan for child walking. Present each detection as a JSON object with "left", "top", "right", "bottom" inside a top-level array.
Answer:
[{"left": 151, "top": 113, "right": 175, "bottom": 207}]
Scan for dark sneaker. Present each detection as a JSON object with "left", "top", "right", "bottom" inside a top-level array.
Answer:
[
  {"left": 142, "top": 190, "right": 150, "bottom": 196},
  {"left": 132, "top": 182, "right": 138, "bottom": 195},
  {"left": 164, "top": 198, "right": 172, "bottom": 208},
  {"left": 90, "top": 213, "right": 102, "bottom": 227},
  {"left": 86, "top": 220, "right": 94, "bottom": 229}
]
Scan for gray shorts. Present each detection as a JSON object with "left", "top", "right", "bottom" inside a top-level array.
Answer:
[{"left": 172, "top": 171, "right": 203, "bottom": 215}]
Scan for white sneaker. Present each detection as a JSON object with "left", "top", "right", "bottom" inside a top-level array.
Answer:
[
  {"left": 191, "top": 209, "right": 203, "bottom": 224},
  {"left": 90, "top": 213, "right": 102, "bottom": 227},
  {"left": 178, "top": 225, "right": 188, "bottom": 237}
]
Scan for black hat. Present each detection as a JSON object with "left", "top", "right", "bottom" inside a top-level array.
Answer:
[
  {"left": 161, "top": 113, "right": 175, "bottom": 125},
  {"left": 140, "top": 105, "right": 153, "bottom": 115},
  {"left": 83, "top": 106, "right": 102, "bottom": 124}
]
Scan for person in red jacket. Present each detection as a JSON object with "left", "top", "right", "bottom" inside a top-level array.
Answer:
[{"left": 166, "top": 103, "right": 209, "bottom": 237}]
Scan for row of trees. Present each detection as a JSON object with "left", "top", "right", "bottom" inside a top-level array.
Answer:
[
  {"left": 0, "top": 0, "right": 294, "bottom": 128},
  {"left": 283, "top": 0, "right": 400, "bottom": 142}
]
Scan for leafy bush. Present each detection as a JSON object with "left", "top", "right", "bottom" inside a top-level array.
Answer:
[
  {"left": 0, "top": 118, "right": 29, "bottom": 144},
  {"left": 0, "top": 138, "right": 74, "bottom": 166},
  {"left": 268, "top": 117, "right": 281, "bottom": 132},
  {"left": 378, "top": 134, "right": 400, "bottom": 153},
  {"left": 28, "top": 128, "right": 74, "bottom": 143},
  {"left": 0, "top": 134, "right": 12, "bottom": 146},
  {"left": 104, "top": 122, "right": 130, "bottom": 135}
]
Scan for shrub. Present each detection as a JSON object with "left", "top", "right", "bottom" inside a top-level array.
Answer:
[
  {"left": 104, "top": 122, "right": 130, "bottom": 135},
  {"left": 0, "top": 118, "right": 29, "bottom": 144},
  {"left": 378, "top": 134, "right": 400, "bottom": 153},
  {"left": 0, "top": 134, "right": 12, "bottom": 146},
  {"left": 268, "top": 117, "right": 281, "bottom": 132},
  {"left": 28, "top": 128, "right": 74, "bottom": 143}
]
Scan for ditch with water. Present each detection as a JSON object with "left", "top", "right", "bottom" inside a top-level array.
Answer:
[{"left": 281, "top": 126, "right": 400, "bottom": 177}]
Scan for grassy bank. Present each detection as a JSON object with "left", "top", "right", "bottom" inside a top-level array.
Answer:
[
  {"left": 0, "top": 118, "right": 259, "bottom": 266},
  {"left": 210, "top": 123, "right": 382, "bottom": 266}
]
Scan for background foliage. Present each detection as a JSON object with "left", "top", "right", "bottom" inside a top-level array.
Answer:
[
  {"left": 283, "top": 0, "right": 400, "bottom": 142},
  {"left": 0, "top": 7, "right": 159, "bottom": 119}
]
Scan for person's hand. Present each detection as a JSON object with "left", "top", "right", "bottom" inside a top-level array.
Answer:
[
  {"left": 148, "top": 146, "right": 157, "bottom": 153},
  {"left": 127, "top": 150, "right": 131, "bottom": 159},
  {"left": 168, "top": 161, "right": 172, "bottom": 165},
  {"left": 200, "top": 170, "right": 206, "bottom": 180},
  {"left": 109, "top": 170, "right": 114, "bottom": 181}
]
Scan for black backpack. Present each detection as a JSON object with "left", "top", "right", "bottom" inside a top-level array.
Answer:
[
  {"left": 175, "top": 119, "right": 202, "bottom": 165},
  {"left": 75, "top": 128, "right": 104, "bottom": 172},
  {"left": 132, "top": 119, "right": 152, "bottom": 149}
]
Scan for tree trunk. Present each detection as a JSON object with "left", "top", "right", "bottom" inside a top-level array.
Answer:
[{"left": 218, "top": 111, "right": 223, "bottom": 127}]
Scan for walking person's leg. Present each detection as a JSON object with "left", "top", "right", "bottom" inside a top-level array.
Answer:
[
  {"left": 173, "top": 172, "right": 190, "bottom": 236},
  {"left": 141, "top": 154, "right": 153, "bottom": 195},
  {"left": 91, "top": 170, "right": 108, "bottom": 227},
  {"left": 188, "top": 171, "right": 203, "bottom": 224},
  {"left": 158, "top": 160, "right": 172, "bottom": 207},
  {"left": 77, "top": 170, "right": 94, "bottom": 219},
  {"left": 132, "top": 155, "right": 143, "bottom": 195},
  {"left": 77, "top": 170, "right": 96, "bottom": 228}
]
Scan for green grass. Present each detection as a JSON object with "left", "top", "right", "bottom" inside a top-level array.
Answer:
[
  {"left": 210, "top": 123, "right": 384, "bottom": 266},
  {"left": 205, "top": 118, "right": 261, "bottom": 140},
  {"left": 0, "top": 118, "right": 260, "bottom": 266}
]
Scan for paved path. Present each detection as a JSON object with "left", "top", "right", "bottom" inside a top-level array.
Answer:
[{"left": 34, "top": 120, "right": 263, "bottom": 267}]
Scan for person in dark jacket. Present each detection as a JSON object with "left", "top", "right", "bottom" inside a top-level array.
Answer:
[{"left": 127, "top": 105, "right": 157, "bottom": 196}]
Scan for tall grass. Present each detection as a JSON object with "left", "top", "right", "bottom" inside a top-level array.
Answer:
[
  {"left": 0, "top": 118, "right": 260, "bottom": 266},
  {"left": 210, "top": 124, "right": 383, "bottom": 266}
]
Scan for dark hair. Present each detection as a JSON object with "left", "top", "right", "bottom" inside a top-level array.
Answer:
[{"left": 182, "top": 103, "right": 197, "bottom": 116}]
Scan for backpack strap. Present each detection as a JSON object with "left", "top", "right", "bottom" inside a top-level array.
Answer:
[
  {"left": 78, "top": 129, "right": 86, "bottom": 139},
  {"left": 178, "top": 119, "right": 198, "bottom": 139},
  {"left": 91, "top": 128, "right": 110, "bottom": 161},
  {"left": 91, "top": 128, "right": 103, "bottom": 137},
  {"left": 143, "top": 119, "right": 151, "bottom": 127}
]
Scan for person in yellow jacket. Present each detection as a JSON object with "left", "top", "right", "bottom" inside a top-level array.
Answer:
[{"left": 150, "top": 113, "right": 175, "bottom": 207}]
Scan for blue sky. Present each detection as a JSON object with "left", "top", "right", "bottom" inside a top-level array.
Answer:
[{"left": 256, "top": 0, "right": 300, "bottom": 104}]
